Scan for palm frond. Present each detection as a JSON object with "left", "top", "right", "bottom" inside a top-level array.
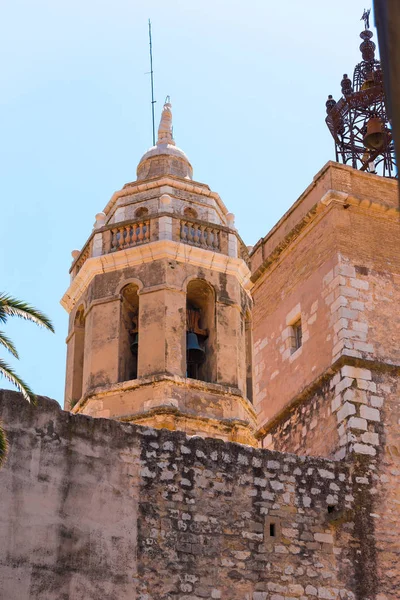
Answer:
[
  {"left": 0, "top": 293, "right": 54, "bottom": 333},
  {"left": 0, "top": 331, "right": 19, "bottom": 358},
  {"left": 0, "top": 424, "right": 8, "bottom": 467},
  {"left": 0, "top": 358, "right": 36, "bottom": 404}
]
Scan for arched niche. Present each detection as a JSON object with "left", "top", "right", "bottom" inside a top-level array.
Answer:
[
  {"left": 244, "top": 311, "right": 254, "bottom": 403},
  {"left": 186, "top": 279, "right": 216, "bottom": 383},
  {"left": 119, "top": 283, "right": 139, "bottom": 382},
  {"left": 135, "top": 206, "right": 149, "bottom": 219},
  {"left": 71, "top": 305, "right": 85, "bottom": 404},
  {"left": 183, "top": 206, "right": 198, "bottom": 220}
]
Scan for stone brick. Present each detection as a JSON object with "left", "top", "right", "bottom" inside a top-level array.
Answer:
[
  {"left": 314, "top": 533, "right": 334, "bottom": 544},
  {"left": 360, "top": 405, "right": 381, "bottom": 422},
  {"left": 347, "top": 417, "right": 367, "bottom": 431},
  {"left": 353, "top": 443, "right": 376, "bottom": 456},
  {"left": 361, "top": 431, "right": 380, "bottom": 445},
  {"left": 335, "top": 377, "right": 354, "bottom": 395},
  {"left": 337, "top": 402, "right": 356, "bottom": 423},
  {"left": 341, "top": 365, "right": 371, "bottom": 380}
]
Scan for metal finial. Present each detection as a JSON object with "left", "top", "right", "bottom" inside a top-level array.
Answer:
[{"left": 361, "top": 8, "right": 371, "bottom": 30}]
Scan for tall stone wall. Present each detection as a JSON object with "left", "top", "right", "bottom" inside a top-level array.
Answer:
[{"left": 0, "top": 390, "right": 385, "bottom": 600}]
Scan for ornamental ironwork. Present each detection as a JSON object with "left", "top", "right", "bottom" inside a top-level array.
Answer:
[{"left": 325, "top": 12, "right": 397, "bottom": 178}]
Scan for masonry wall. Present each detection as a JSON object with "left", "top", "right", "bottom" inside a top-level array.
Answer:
[
  {"left": 0, "top": 390, "right": 381, "bottom": 600},
  {"left": 251, "top": 163, "right": 399, "bottom": 439}
]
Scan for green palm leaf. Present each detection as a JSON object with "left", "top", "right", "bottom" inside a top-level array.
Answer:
[
  {"left": 0, "top": 293, "right": 54, "bottom": 332},
  {"left": 0, "top": 358, "right": 36, "bottom": 403},
  {"left": 0, "top": 331, "right": 19, "bottom": 358},
  {"left": 0, "top": 424, "right": 8, "bottom": 467}
]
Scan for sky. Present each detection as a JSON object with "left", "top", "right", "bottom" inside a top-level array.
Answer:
[{"left": 0, "top": 0, "right": 377, "bottom": 404}]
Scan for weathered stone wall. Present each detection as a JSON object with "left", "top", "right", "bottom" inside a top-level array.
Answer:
[
  {"left": 251, "top": 162, "right": 399, "bottom": 438},
  {"left": 0, "top": 390, "right": 381, "bottom": 600},
  {"left": 260, "top": 375, "right": 340, "bottom": 459}
]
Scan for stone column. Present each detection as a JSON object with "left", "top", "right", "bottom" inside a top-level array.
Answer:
[
  {"left": 82, "top": 298, "right": 121, "bottom": 394},
  {"left": 138, "top": 287, "right": 186, "bottom": 378}
]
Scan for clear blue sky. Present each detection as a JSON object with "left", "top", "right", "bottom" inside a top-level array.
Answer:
[{"left": 0, "top": 0, "right": 375, "bottom": 403}]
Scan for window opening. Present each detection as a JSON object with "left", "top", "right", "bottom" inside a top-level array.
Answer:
[
  {"left": 269, "top": 522, "right": 276, "bottom": 537},
  {"left": 186, "top": 305, "right": 207, "bottom": 379},
  {"left": 291, "top": 318, "right": 302, "bottom": 353},
  {"left": 119, "top": 284, "right": 139, "bottom": 382}
]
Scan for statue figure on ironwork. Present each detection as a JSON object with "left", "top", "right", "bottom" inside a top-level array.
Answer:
[{"left": 361, "top": 8, "right": 370, "bottom": 30}]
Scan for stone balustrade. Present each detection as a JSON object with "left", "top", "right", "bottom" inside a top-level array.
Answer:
[
  {"left": 179, "top": 219, "right": 221, "bottom": 251},
  {"left": 110, "top": 220, "right": 150, "bottom": 252},
  {"left": 70, "top": 214, "right": 249, "bottom": 279},
  {"left": 75, "top": 240, "right": 93, "bottom": 274}
]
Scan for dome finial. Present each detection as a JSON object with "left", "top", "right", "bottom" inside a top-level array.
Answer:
[{"left": 157, "top": 97, "right": 175, "bottom": 147}]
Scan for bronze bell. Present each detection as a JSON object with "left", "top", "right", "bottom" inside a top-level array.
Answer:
[
  {"left": 363, "top": 116, "right": 384, "bottom": 150},
  {"left": 130, "top": 333, "right": 138, "bottom": 355},
  {"left": 186, "top": 332, "right": 205, "bottom": 365}
]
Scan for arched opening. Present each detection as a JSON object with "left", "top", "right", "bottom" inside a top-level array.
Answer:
[
  {"left": 71, "top": 306, "right": 85, "bottom": 404},
  {"left": 135, "top": 206, "right": 149, "bottom": 219},
  {"left": 183, "top": 206, "right": 198, "bottom": 220},
  {"left": 186, "top": 279, "right": 216, "bottom": 382},
  {"left": 244, "top": 312, "right": 253, "bottom": 403},
  {"left": 119, "top": 284, "right": 139, "bottom": 382}
]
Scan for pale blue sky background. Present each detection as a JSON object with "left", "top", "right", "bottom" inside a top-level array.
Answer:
[{"left": 1, "top": 0, "right": 376, "bottom": 403}]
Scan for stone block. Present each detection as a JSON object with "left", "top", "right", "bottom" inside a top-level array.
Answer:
[
  {"left": 337, "top": 402, "right": 356, "bottom": 423},
  {"left": 335, "top": 377, "right": 354, "bottom": 395},
  {"left": 350, "top": 278, "right": 369, "bottom": 290},
  {"left": 347, "top": 417, "right": 367, "bottom": 431},
  {"left": 360, "top": 405, "right": 380, "bottom": 422},
  {"left": 353, "top": 443, "right": 376, "bottom": 456},
  {"left": 370, "top": 396, "right": 383, "bottom": 408},
  {"left": 341, "top": 365, "right": 371, "bottom": 380},
  {"left": 314, "top": 532, "right": 334, "bottom": 544},
  {"left": 361, "top": 432, "right": 379, "bottom": 445}
]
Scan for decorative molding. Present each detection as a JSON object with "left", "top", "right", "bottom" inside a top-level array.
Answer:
[
  {"left": 61, "top": 239, "right": 252, "bottom": 312},
  {"left": 103, "top": 175, "right": 230, "bottom": 221},
  {"left": 251, "top": 188, "right": 399, "bottom": 287}
]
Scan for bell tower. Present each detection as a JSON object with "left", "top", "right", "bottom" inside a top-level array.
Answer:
[{"left": 62, "top": 100, "right": 256, "bottom": 445}]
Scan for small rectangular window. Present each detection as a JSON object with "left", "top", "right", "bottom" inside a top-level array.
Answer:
[
  {"left": 269, "top": 522, "right": 276, "bottom": 537},
  {"left": 292, "top": 319, "right": 302, "bottom": 352}
]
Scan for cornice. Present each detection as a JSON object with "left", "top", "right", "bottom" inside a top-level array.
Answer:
[
  {"left": 251, "top": 188, "right": 399, "bottom": 286},
  {"left": 61, "top": 239, "right": 252, "bottom": 312},
  {"left": 72, "top": 372, "right": 257, "bottom": 423},
  {"left": 103, "top": 175, "right": 229, "bottom": 220}
]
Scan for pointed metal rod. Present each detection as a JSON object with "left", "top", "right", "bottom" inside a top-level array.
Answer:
[{"left": 148, "top": 19, "right": 156, "bottom": 146}]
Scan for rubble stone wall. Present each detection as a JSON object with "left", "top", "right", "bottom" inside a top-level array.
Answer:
[{"left": 0, "top": 390, "right": 381, "bottom": 600}]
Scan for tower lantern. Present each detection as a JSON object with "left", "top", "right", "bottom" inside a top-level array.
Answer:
[{"left": 325, "top": 10, "right": 397, "bottom": 178}]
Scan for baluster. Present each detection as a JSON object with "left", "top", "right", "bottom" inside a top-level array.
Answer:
[
  {"left": 125, "top": 226, "right": 131, "bottom": 249},
  {"left": 204, "top": 227, "right": 211, "bottom": 248},
  {"left": 144, "top": 220, "right": 150, "bottom": 241},
  {"left": 193, "top": 224, "right": 200, "bottom": 245},
  {"left": 181, "top": 220, "right": 187, "bottom": 241},
  {"left": 211, "top": 229, "right": 218, "bottom": 250},
  {"left": 187, "top": 223, "right": 194, "bottom": 243},
  {"left": 111, "top": 229, "right": 118, "bottom": 251},
  {"left": 199, "top": 225, "right": 207, "bottom": 247},
  {"left": 118, "top": 227, "right": 125, "bottom": 250},
  {"left": 138, "top": 222, "right": 144, "bottom": 242},
  {"left": 215, "top": 230, "right": 220, "bottom": 250},
  {"left": 130, "top": 224, "right": 137, "bottom": 244}
]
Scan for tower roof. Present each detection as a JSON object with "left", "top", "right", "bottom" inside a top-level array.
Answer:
[{"left": 136, "top": 99, "right": 193, "bottom": 181}]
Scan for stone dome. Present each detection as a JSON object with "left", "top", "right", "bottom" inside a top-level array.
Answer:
[{"left": 136, "top": 100, "right": 193, "bottom": 181}]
